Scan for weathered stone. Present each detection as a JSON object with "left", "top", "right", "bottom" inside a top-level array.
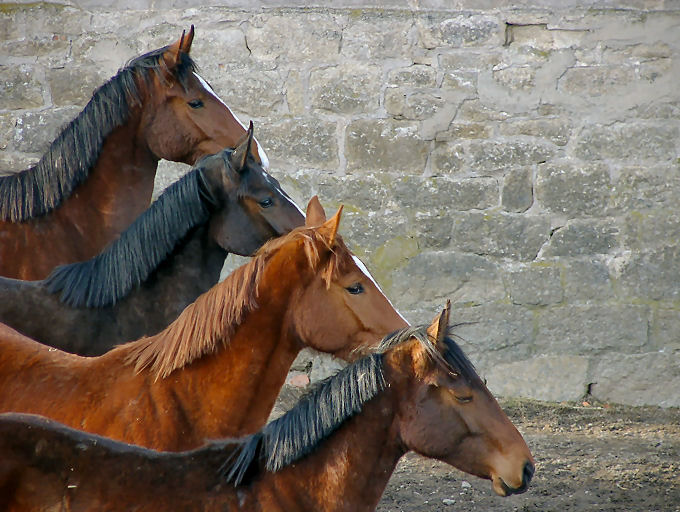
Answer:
[
  {"left": 387, "top": 64, "right": 436, "bottom": 87},
  {"left": 430, "top": 141, "right": 465, "bottom": 174},
  {"left": 540, "top": 220, "right": 620, "bottom": 258},
  {"left": 591, "top": 350, "right": 680, "bottom": 407},
  {"left": 611, "top": 166, "right": 680, "bottom": 212},
  {"left": 450, "top": 211, "right": 551, "bottom": 261},
  {"left": 1, "top": 36, "right": 70, "bottom": 60},
  {"left": 440, "top": 69, "right": 478, "bottom": 94},
  {"left": 10, "top": 107, "right": 80, "bottom": 154},
  {"left": 209, "top": 66, "right": 284, "bottom": 118},
  {"left": 153, "top": 161, "right": 192, "bottom": 199},
  {"left": 456, "top": 99, "right": 512, "bottom": 122},
  {"left": 535, "top": 305, "right": 649, "bottom": 354},
  {"left": 310, "top": 64, "right": 381, "bottom": 114},
  {"left": 618, "top": 246, "right": 680, "bottom": 302},
  {"left": 339, "top": 209, "right": 410, "bottom": 254},
  {"left": 558, "top": 66, "right": 632, "bottom": 96},
  {"left": 309, "top": 353, "right": 347, "bottom": 382},
  {"left": 486, "top": 355, "right": 589, "bottom": 402},
  {"left": 436, "top": 123, "right": 492, "bottom": 141},
  {"left": 506, "top": 265, "right": 563, "bottom": 306},
  {"left": 385, "top": 88, "right": 445, "bottom": 120},
  {"left": 439, "top": 51, "right": 501, "bottom": 71},
  {"left": 246, "top": 14, "right": 341, "bottom": 64},
  {"left": 285, "top": 69, "right": 305, "bottom": 115},
  {"left": 498, "top": 118, "right": 572, "bottom": 146},
  {"left": 562, "top": 258, "right": 615, "bottom": 304},
  {"left": 505, "top": 24, "right": 585, "bottom": 52},
  {"left": 466, "top": 140, "right": 554, "bottom": 173},
  {"left": 345, "top": 119, "right": 429, "bottom": 174},
  {"left": 47, "top": 66, "right": 104, "bottom": 107},
  {"left": 535, "top": 163, "right": 611, "bottom": 217},
  {"left": 0, "top": 64, "right": 44, "bottom": 110},
  {"left": 342, "top": 15, "right": 413, "bottom": 60},
  {"left": 492, "top": 65, "right": 536, "bottom": 91},
  {"left": 574, "top": 123, "right": 679, "bottom": 162},
  {"left": 650, "top": 308, "right": 680, "bottom": 351},
  {"left": 502, "top": 166, "right": 533, "bottom": 213},
  {"left": 0, "top": 152, "right": 39, "bottom": 174},
  {"left": 190, "top": 28, "right": 250, "bottom": 65},
  {"left": 417, "top": 14, "right": 501, "bottom": 49},
  {"left": 256, "top": 117, "right": 338, "bottom": 170},
  {"left": 622, "top": 210, "right": 680, "bottom": 251}
]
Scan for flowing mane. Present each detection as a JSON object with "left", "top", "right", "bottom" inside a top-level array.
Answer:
[
  {"left": 0, "top": 47, "right": 197, "bottom": 222},
  {"left": 122, "top": 226, "right": 355, "bottom": 381},
  {"left": 220, "top": 324, "right": 480, "bottom": 485},
  {"left": 43, "top": 165, "right": 214, "bottom": 308}
]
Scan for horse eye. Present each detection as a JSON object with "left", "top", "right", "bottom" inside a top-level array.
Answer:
[
  {"left": 259, "top": 198, "right": 273, "bottom": 208},
  {"left": 455, "top": 395, "right": 473, "bottom": 404},
  {"left": 188, "top": 99, "right": 204, "bottom": 109},
  {"left": 346, "top": 283, "right": 364, "bottom": 295}
]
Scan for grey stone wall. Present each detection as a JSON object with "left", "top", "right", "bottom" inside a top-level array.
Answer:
[{"left": 2, "top": 1, "right": 679, "bottom": 407}]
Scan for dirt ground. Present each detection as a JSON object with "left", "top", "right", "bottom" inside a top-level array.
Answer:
[{"left": 377, "top": 398, "right": 680, "bottom": 512}]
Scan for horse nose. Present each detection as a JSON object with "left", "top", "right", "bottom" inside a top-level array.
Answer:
[{"left": 522, "top": 461, "right": 535, "bottom": 488}]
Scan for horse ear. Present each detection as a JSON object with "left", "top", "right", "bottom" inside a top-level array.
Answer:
[
  {"left": 166, "top": 25, "right": 194, "bottom": 69},
  {"left": 230, "top": 121, "right": 254, "bottom": 174},
  {"left": 317, "top": 205, "right": 343, "bottom": 246},
  {"left": 426, "top": 300, "right": 451, "bottom": 348},
  {"left": 305, "top": 196, "right": 326, "bottom": 227}
]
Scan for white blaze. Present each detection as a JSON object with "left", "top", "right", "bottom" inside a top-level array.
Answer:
[
  {"left": 352, "top": 255, "right": 410, "bottom": 325},
  {"left": 194, "top": 72, "right": 270, "bottom": 170}
]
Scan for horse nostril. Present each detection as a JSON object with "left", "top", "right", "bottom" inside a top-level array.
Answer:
[{"left": 523, "top": 461, "right": 535, "bottom": 486}]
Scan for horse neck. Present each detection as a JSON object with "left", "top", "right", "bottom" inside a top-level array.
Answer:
[
  {"left": 246, "top": 387, "right": 404, "bottom": 512},
  {"left": 55, "top": 110, "right": 159, "bottom": 242},
  {"left": 115, "top": 225, "right": 227, "bottom": 334}
]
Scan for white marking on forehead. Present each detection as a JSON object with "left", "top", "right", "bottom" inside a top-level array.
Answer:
[
  {"left": 194, "top": 72, "right": 270, "bottom": 171},
  {"left": 352, "top": 255, "right": 410, "bottom": 325}
]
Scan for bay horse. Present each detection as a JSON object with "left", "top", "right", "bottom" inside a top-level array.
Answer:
[
  {"left": 0, "top": 124, "right": 304, "bottom": 355},
  {"left": 0, "top": 197, "right": 408, "bottom": 450},
  {"left": 0, "top": 25, "right": 271, "bottom": 280},
  {"left": 0, "top": 305, "right": 534, "bottom": 511}
]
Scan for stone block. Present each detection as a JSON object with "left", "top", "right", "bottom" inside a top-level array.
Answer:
[
  {"left": 47, "top": 66, "right": 105, "bottom": 107},
  {"left": 436, "top": 123, "right": 492, "bottom": 141},
  {"left": 611, "top": 166, "right": 680, "bottom": 212},
  {"left": 256, "top": 117, "right": 338, "bottom": 171},
  {"left": 558, "top": 65, "right": 632, "bottom": 97},
  {"left": 540, "top": 220, "right": 620, "bottom": 258},
  {"left": 486, "top": 355, "right": 589, "bottom": 402},
  {"left": 430, "top": 141, "right": 465, "bottom": 174},
  {"left": 622, "top": 210, "right": 680, "bottom": 251},
  {"left": 650, "top": 308, "right": 680, "bottom": 351},
  {"left": 284, "top": 70, "right": 305, "bottom": 116},
  {"left": 310, "top": 64, "right": 381, "bottom": 114},
  {"left": 535, "top": 163, "right": 611, "bottom": 217},
  {"left": 439, "top": 51, "right": 501, "bottom": 71},
  {"left": 498, "top": 118, "right": 572, "bottom": 147},
  {"left": 190, "top": 28, "right": 250, "bottom": 65},
  {"left": 0, "top": 64, "right": 44, "bottom": 110},
  {"left": 466, "top": 140, "right": 554, "bottom": 173},
  {"left": 387, "top": 65, "right": 437, "bottom": 88},
  {"left": 535, "top": 305, "right": 649, "bottom": 355},
  {"left": 492, "top": 65, "right": 536, "bottom": 91},
  {"left": 450, "top": 211, "right": 551, "bottom": 261},
  {"left": 9, "top": 107, "right": 80, "bottom": 154},
  {"left": 208, "top": 66, "right": 284, "bottom": 118},
  {"left": 0, "top": 152, "right": 39, "bottom": 174},
  {"left": 339, "top": 209, "right": 410, "bottom": 255},
  {"left": 574, "top": 123, "right": 679, "bottom": 162},
  {"left": 591, "top": 350, "right": 680, "bottom": 407},
  {"left": 385, "top": 88, "right": 445, "bottom": 120},
  {"left": 246, "top": 14, "right": 341, "bottom": 64},
  {"left": 154, "top": 161, "right": 192, "bottom": 199},
  {"left": 397, "top": 176, "right": 498, "bottom": 214},
  {"left": 562, "top": 258, "right": 615, "bottom": 304},
  {"left": 506, "top": 265, "right": 563, "bottom": 306},
  {"left": 502, "top": 167, "right": 533, "bottom": 213},
  {"left": 618, "top": 246, "right": 680, "bottom": 302},
  {"left": 417, "top": 13, "right": 501, "bottom": 49},
  {"left": 440, "top": 69, "right": 478, "bottom": 95},
  {"left": 456, "top": 99, "right": 512, "bottom": 122},
  {"left": 345, "top": 119, "right": 429, "bottom": 174},
  {"left": 1, "top": 36, "right": 70, "bottom": 61},
  {"left": 342, "top": 14, "right": 413, "bottom": 60}
]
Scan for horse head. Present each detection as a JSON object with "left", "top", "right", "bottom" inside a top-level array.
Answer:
[
  {"left": 386, "top": 302, "right": 535, "bottom": 496},
  {"left": 140, "top": 26, "right": 268, "bottom": 166},
  {"left": 197, "top": 122, "right": 304, "bottom": 256}
]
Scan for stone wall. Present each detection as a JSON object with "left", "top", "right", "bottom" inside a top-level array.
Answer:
[{"left": 2, "top": 1, "right": 679, "bottom": 407}]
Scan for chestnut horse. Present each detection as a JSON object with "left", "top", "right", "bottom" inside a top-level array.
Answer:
[
  {"left": 0, "top": 125, "right": 303, "bottom": 355},
  {"left": 0, "top": 305, "right": 534, "bottom": 511},
  {"left": 0, "top": 26, "right": 271, "bottom": 280},
  {"left": 0, "top": 198, "right": 408, "bottom": 450}
]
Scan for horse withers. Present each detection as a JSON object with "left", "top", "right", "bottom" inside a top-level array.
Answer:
[
  {"left": 0, "top": 123, "right": 304, "bottom": 355},
  {"left": 0, "top": 304, "right": 533, "bottom": 511},
  {"left": 0, "top": 26, "right": 270, "bottom": 280}
]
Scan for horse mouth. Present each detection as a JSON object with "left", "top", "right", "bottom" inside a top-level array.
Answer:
[{"left": 492, "top": 461, "right": 534, "bottom": 496}]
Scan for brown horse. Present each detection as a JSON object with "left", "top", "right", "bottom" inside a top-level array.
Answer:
[
  {"left": 0, "top": 305, "right": 534, "bottom": 511},
  {"left": 0, "top": 26, "right": 272, "bottom": 280},
  {"left": 0, "top": 197, "right": 408, "bottom": 450},
  {"left": 0, "top": 124, "right": 304, "bottom": 355}
]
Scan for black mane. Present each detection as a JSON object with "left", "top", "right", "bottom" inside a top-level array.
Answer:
[
  {"left": 43, "top": 165, "right": 214, "bottom": 308},
  {"left": 220, "top": 324, "right": 480, "bottom": 485},
  {"left": 0, "top": 47, "right": 197, "bottom": 222}
]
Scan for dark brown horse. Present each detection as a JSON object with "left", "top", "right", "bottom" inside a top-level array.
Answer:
[
  {"left": 0, "top": 124, "right": 303, "bottom": 355},
  {"left": 0, "top": 305, "right": 534, "bottom": 511},
  {"left": 0, "top": 26, "right": 271, "bottom": 280},
  {"left": 0, "top": 198, "right": 408, "bottom": 450}
]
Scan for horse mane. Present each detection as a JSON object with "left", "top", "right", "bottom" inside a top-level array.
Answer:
[
  {"left": 0, "top": 47, "right": 197, "bottom": 222},
  {"left": 121, "top": 226, "right": 354, "bottom": 381},
  {"left": 43, "top": 165, "right": 214, "bottom": 308},
  {"left": 220, "top": 324, "right": 480, "bottom": 485}
]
